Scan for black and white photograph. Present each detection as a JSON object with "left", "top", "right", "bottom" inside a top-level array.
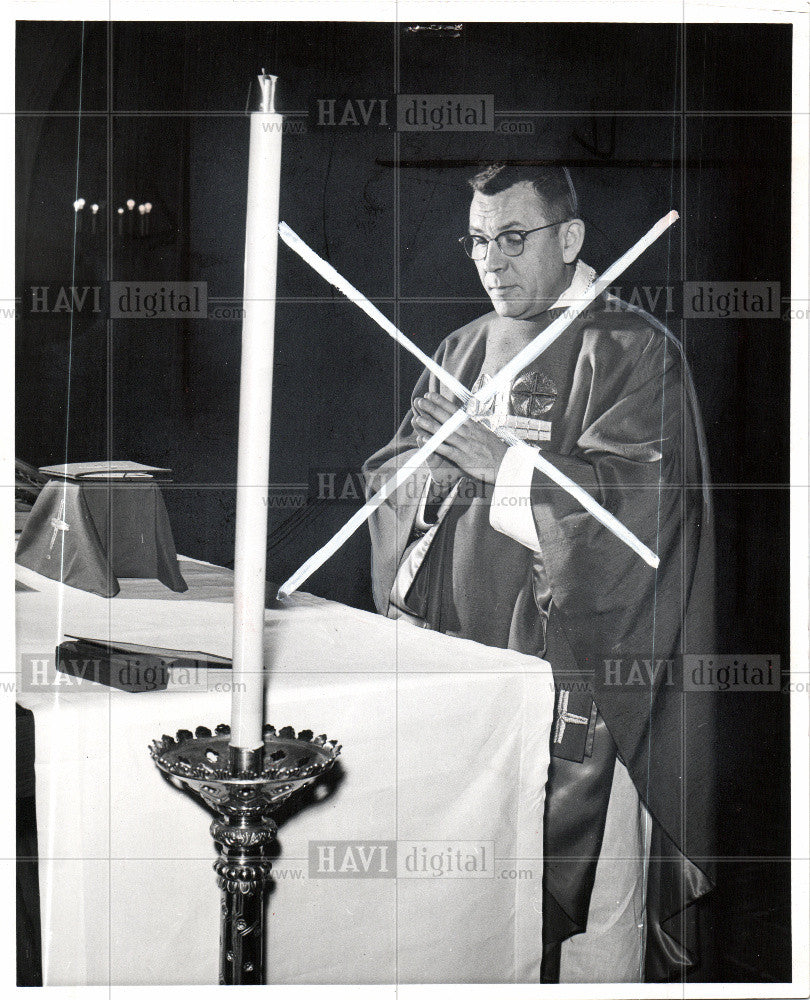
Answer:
[{"left": 6, "top": 4, "right": 809, "bottom": 996}]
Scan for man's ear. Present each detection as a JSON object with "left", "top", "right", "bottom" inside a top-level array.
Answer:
[{"left": 559, "top": 219, "right": 585, "bottom": 263}]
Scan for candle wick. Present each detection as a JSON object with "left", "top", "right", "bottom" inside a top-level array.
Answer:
[{"left": 257, "top": 71, "right": 277, "bottom": 114}]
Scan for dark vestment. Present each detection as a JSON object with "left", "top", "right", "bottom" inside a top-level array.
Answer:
[{"left": 363, "top": 292, "right": 717, "bottom": 981}]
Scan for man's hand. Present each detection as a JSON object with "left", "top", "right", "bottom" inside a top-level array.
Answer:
[
  {"left": 412, "top": 392, "right": 509, "bottom": 486},
  {"left": 411, "top": 396, "right": 462, "bottom": 492}
]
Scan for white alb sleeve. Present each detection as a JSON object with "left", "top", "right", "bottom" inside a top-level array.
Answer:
[
  {"left": 489, "top": 444, "right": 542, "bottom": 551},
  {"left": 413, "top": 475, "right": 459, "bottom": 533},
  {"left": 413, "top": 476, "right": 436, "bottom": 533}
]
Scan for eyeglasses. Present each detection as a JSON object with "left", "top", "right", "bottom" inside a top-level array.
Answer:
[{"left": 458, "top": 221, "right": 567, "bottom": 260}]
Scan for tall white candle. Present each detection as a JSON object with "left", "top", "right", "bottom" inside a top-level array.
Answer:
[{"left": 230, "top": 73, "right": 283, "bottom": 750}]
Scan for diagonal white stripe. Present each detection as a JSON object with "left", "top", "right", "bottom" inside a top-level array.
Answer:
[
  {"left": 279, "top": 222, "right": 473, "bottom": 405},
  {"left": 279, "top": 222, "right": 659, "bottom": 568},
  {"left": 277, "top": 212, "right": 677, "bottom": 597},
  {"left": 279, "top": 407, "right": 468, "bottom": 597}
]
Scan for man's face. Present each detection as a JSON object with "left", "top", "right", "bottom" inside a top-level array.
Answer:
[{"left": 468, "top": 181, "right": 570, "bottom": 320}]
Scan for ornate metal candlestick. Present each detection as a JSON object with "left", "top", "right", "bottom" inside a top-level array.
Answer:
[
  {"left": 151, "top": 722, "right": 340, "bottom": 984},
  {"left": 149, "top": 71, "right": 340, "bottom": 987}
]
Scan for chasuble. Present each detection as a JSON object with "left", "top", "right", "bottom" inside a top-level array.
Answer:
[{"left": 363, "top": 279, "right": 717, "bottom": 981}]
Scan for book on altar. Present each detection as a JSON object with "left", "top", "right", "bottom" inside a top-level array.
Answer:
[{"left": 39, "top": 460, "right": 172, "bottom": 481}]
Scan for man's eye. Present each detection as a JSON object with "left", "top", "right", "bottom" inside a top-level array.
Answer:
[
  {"left": 499, "top": 232, "right": 524, "bottom": 249},
  {"left": 471, "top": 236, "right": 488, "bottom": 246}
]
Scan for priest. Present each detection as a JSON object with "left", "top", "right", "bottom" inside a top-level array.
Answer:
[{"left": 363, "top": 163, "right": 716, "bottom": 983}]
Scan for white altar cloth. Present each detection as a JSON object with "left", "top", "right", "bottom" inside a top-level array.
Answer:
[{"left": 16, "top": 558, "right": 555, "bottom": 986}]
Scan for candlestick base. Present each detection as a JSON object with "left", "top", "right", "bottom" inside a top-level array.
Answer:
[{"left": 150, "top": 724, "right": 341, "bottom": 985}]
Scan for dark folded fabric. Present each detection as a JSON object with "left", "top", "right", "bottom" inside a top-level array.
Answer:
[{"left": 16, "top": 479, "right": 187, "bottom": 597}]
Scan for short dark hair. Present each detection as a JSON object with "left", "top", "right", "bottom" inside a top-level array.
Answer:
[{"left": 467, "top": 163, "right": 578, "bottom": 220}]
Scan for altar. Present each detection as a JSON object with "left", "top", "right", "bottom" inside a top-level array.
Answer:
[{"left": 16, "top": 556, "right": 555, "bottom": 986}]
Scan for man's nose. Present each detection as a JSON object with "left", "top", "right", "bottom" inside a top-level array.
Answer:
[{"left": 482, "top": 239, "right": 507, "bottom": 271}]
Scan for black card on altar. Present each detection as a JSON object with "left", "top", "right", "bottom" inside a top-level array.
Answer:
[{"left": 56, "top": 637, "right": 232, "bottom": 693}]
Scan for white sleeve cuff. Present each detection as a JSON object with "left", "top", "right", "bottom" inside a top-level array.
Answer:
[
  {"left": 490, "top": 444, "right": 541, "bottom": 552},
  {"left": 414, "top": 475, "right": 460, "bottom": 533},
  {"left": 413, "top": 476, "right": 434, "bottom": 532}
]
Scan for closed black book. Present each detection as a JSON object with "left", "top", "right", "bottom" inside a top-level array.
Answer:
[{"left": 55, "top": 637, "right": 231, "bottom": 693}]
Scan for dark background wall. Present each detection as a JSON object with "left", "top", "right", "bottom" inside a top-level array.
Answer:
[{"left": 16, "top": 21, "right": 792, "bottom": 981}]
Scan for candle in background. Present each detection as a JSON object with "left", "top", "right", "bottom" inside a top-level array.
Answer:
[
  {"left": 91, "top": 203, "right": 99, "bottom": 235},
  {"left": 230, "top": 72, "right": 283, "bottom": 759},
  {"left": 144, "top": 202, "right": 152, "bottom": 236},
  {"left": 117, "top": 206, "right": 124, "bottom": 235},
  {"left": 73, "top": 197, "right": 85, "bottom": 233},
  {"left": 138, "top": 203, "right": 146, "bottom": 236},
  {"left": 126, "top": 198, "right": 135, "bottom": 234}
]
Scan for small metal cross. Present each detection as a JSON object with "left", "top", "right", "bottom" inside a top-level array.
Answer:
[{"left": 46, "top": 498, "right": 70, "bottom": 559}]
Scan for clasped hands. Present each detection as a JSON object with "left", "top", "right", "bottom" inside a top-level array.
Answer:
[{"left": 412, "top": 391, "right": 509, "bottom": 491}]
